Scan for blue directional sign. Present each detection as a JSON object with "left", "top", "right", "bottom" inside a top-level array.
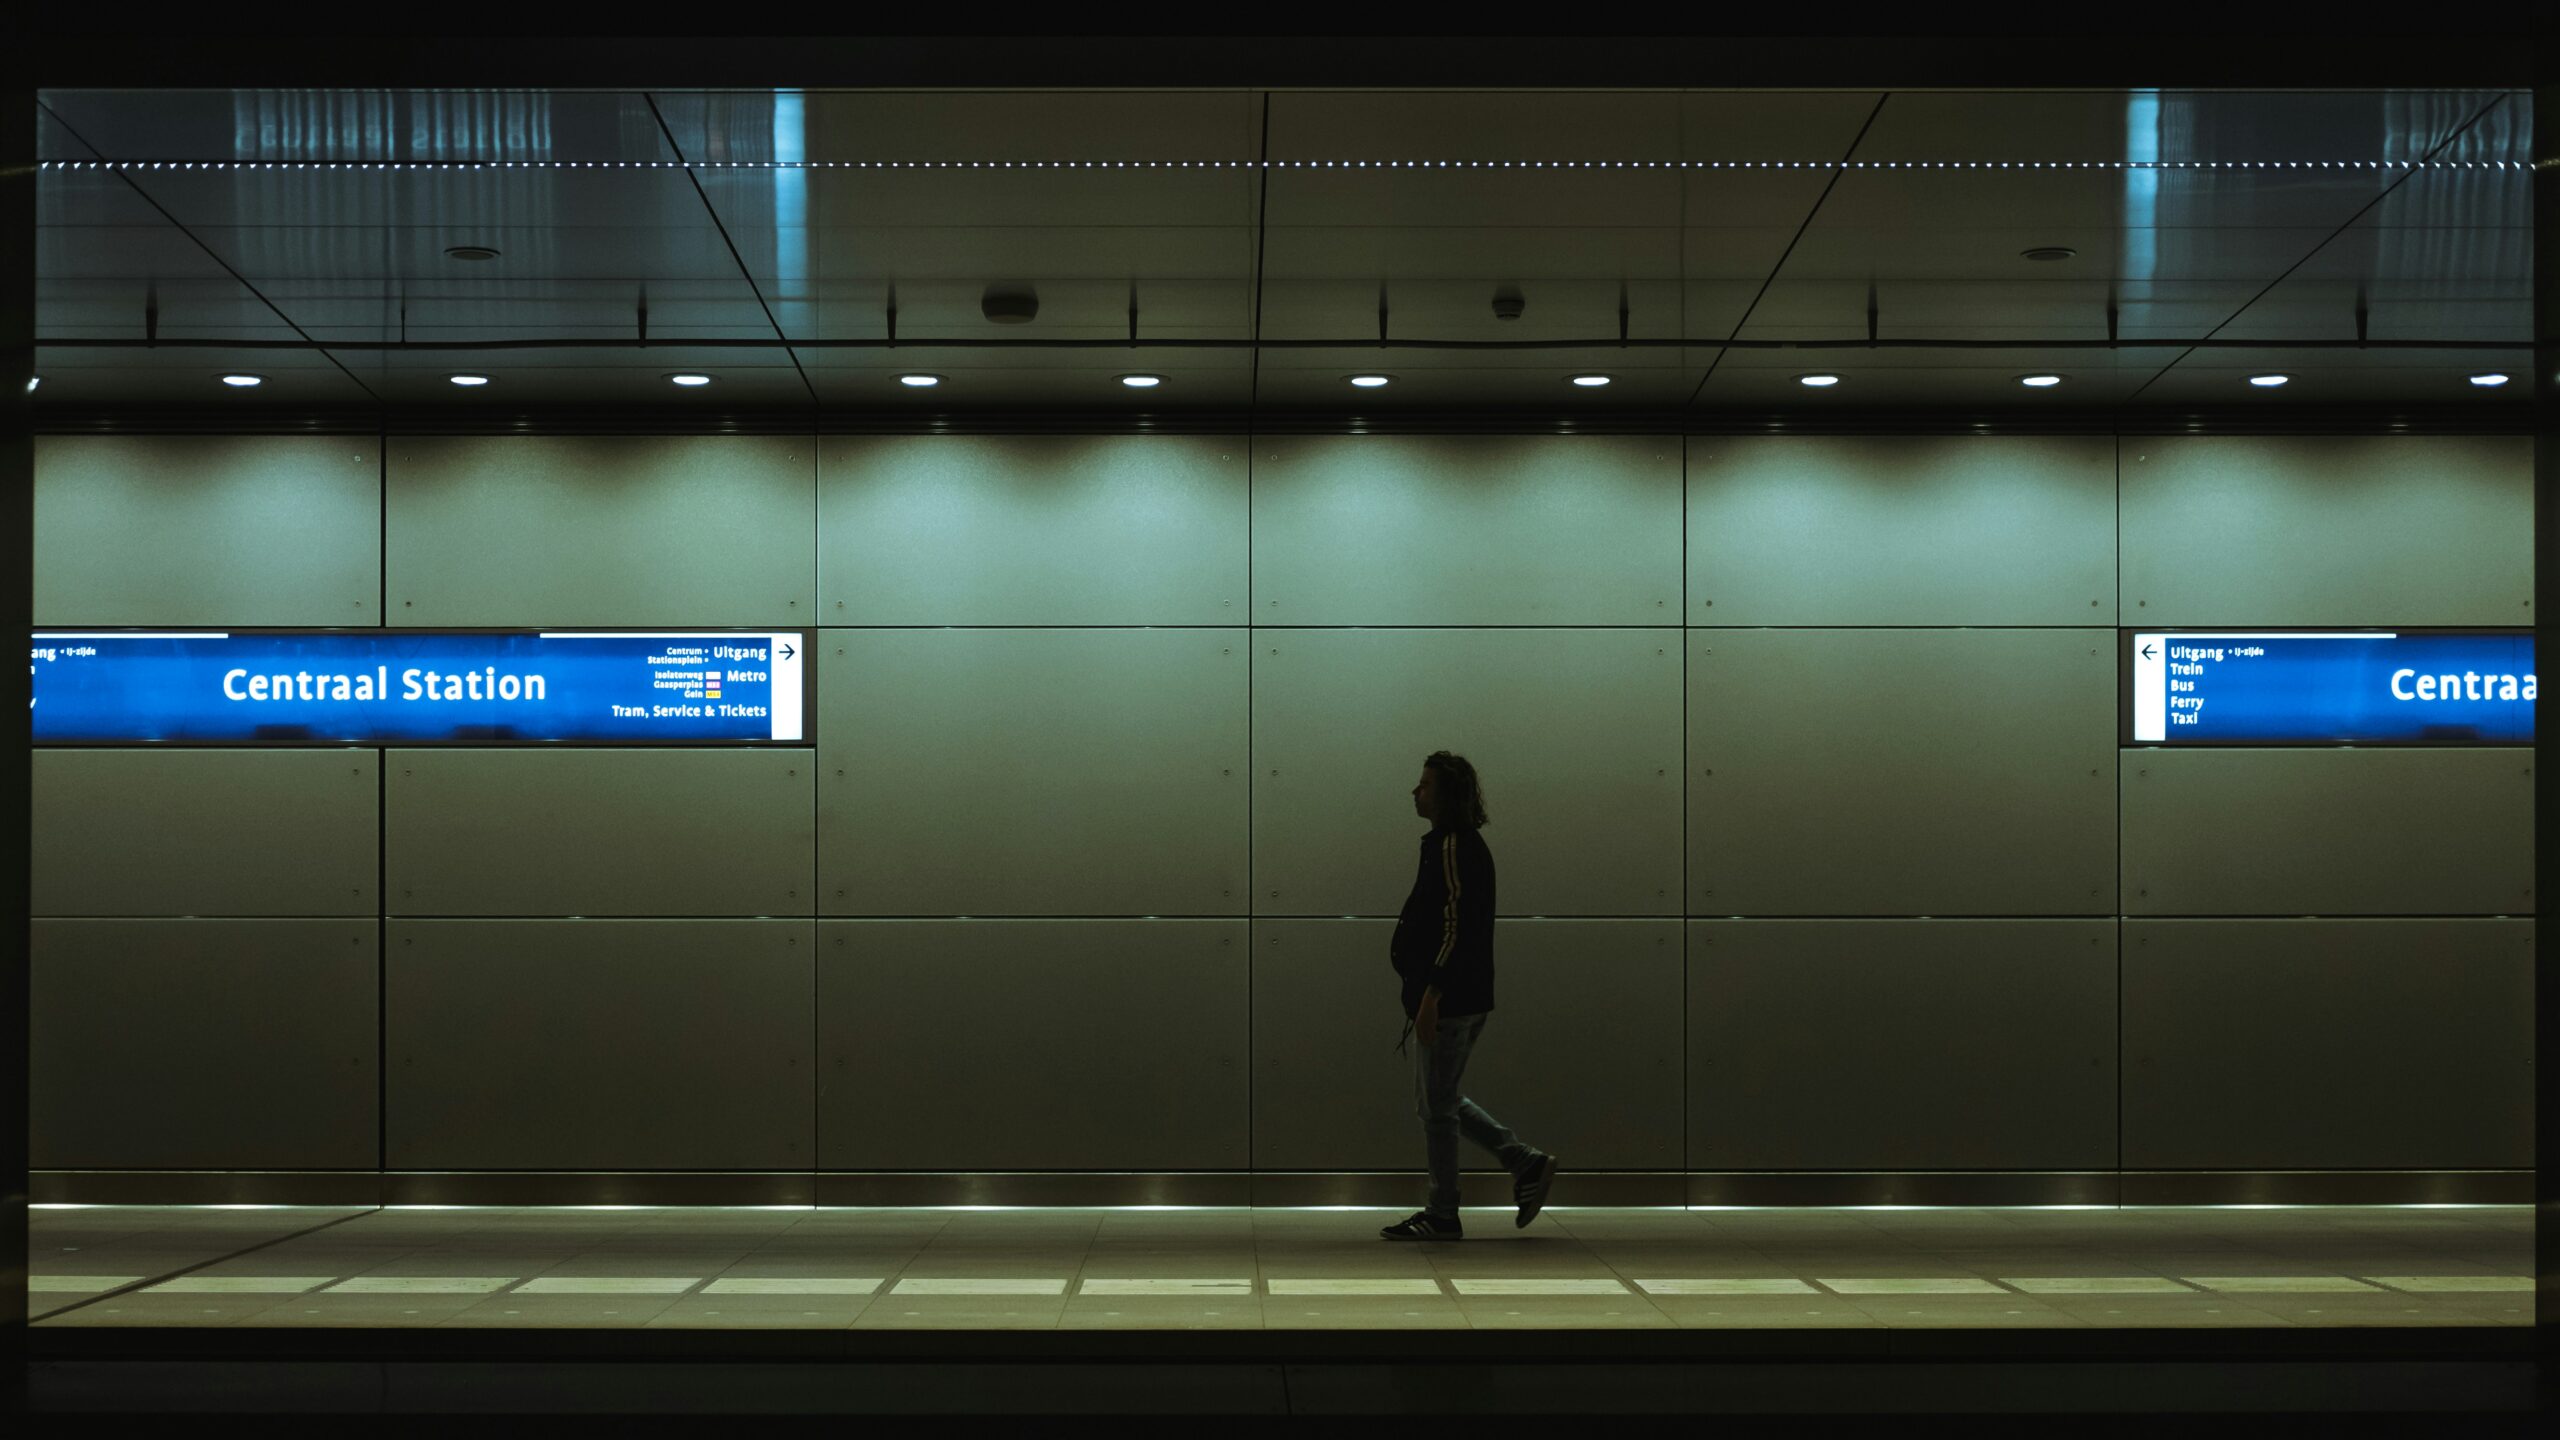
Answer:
[
  {"left": 31, "top": 631, "right": 808, "bottom": 744},
  {"left": 2128, "top": 630, "right": 2533, "bottom": 745}
]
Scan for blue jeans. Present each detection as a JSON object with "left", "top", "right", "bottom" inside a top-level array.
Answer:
[{"left": 1411, "top": 1011, "right": 1540, "bottom": 1220}]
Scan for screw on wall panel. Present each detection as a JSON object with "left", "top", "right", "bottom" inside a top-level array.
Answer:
[
  {"left": 837, "top": 650, "right": 844, "bottom": 657},
  {"left": 2091, "top": 600, "right": 2099, "bottom": 606},
  {"left": 1703, "top": 601, "right": 1712, "bottom": 607},
  {"left": 2138, "top": 601, "right": 2145, "bottom": 606},
  {"left": 837, "top": 602, "right": 844, "bottom": 608},
  {"left": 1222, "top": 769, "right": 1231, "bottom": 776},
  {"left": 404, "top": 601, "right": 412, "bottom": 607},
  {"left": 836, "top": 769, "right": 844, "bottom": 776},
  {"left": 1704, "top": 769, "right": 1713, "bottom": 776}
]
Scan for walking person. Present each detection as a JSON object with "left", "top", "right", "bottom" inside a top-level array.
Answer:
[{"left": 1380, "top": 751, "right": 1558, "bottom": 1241}]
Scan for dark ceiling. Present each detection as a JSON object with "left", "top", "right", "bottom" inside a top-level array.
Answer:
[{"left": 29, "top": 87, "right": 2535, "bottom": 418}]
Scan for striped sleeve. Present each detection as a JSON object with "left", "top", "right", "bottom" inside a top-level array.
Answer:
[{"left": 1431, "top": 833, "right": 1459, "bottom": 970}]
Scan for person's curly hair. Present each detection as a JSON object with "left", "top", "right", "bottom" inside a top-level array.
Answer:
[{"left": 1424, "top": 750, "right": 1489, "bottom": 828}]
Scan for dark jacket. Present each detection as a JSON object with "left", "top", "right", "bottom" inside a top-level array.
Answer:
[{"left": 1390, "top": 823, "right": 1496, "bottom": 1023}]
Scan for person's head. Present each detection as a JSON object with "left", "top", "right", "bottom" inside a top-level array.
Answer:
[{"left": 1410, "top": 751, "right": 1489, "bottom": 829}]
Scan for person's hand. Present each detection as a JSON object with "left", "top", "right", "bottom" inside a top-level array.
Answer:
[{"left": 1415, "top": 990, "right": 1439, "bottom": 1045}]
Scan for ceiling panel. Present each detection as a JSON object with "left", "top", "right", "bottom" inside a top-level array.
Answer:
[{"left": 26, "top": 86, "right": 2535, "bottom": 414}]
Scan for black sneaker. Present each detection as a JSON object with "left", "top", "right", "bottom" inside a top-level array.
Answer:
[
  {"left": 1379, "top": 1211, "right": 1463, "bottom": 1241},
  {"left": 1514, "top": 1154, "right": 1559, "bottom": 1229}
]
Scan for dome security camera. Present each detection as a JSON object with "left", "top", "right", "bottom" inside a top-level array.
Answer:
[
  {"left": 981, "top": 283, "right": 1040, "bottom": 324},
  {"left": 1492, "top": 284, "right": 1525, "bottom": 322}
]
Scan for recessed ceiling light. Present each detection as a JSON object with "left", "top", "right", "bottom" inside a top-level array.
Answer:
[
  {"left": 898, "top": 374, "right": 943, "bottom": 387},
  {"left": 1347, "top": 374, "right": 1392, "bottom": 388},
  {"left": 1568, "top": 374, "right": 1611, "bottom": 387},
  {"left": 218, "top": 373, "right": 264, "bottom": 388},
  {"left": 444, "top": 245, "right": 500, "bottom": 262},
  {"left": 665, "top": 373, "right": 713, "bottom": 387},
  {"left": 1797, "top": 374, "right": 1841, "bottom": 388},
  {"left": 2468, "top": 372, "right": 2510, "bottom": 387},
  {"left": 23, "top": 376, "right": 37, "bottom": 393},
  {"left": 2018, "top": 374, "right": 2064, "bottom": 388},
  {"left": 447, "top": 374, "right": 491, "bottom": 387},
  {"left": 1118, "top": 374, "right": 1166, "bottom": 388},
  {"left": 2246, "top": 373, "right": 2290, "bottom": 388},
  {"left": 2020, "top": 247, "right": 2077, "bottom": 262}
]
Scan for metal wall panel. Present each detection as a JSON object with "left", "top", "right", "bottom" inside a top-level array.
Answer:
[
  {"left": 1250, "top": 918, "right": 1683, "bottom": 1170},
  {"left": 1686, "top": 436, "right": 2117, "bottom": 626},
  {"left": 1688, "top": 629, "right": 2117, "bottom": 915},
  {"left": 388, "top": 920, "right": 813, "bottom": 1169},
  {"left": 2119, "top": 436, "right": 2532, "bottom": 626},
  {"left": 818, "top": 920, "right": 1247, "bottom": 1169},
  {"left": 34, "top": 435, "right": 381, "bottom": 626},
  {"left": 2122, "top": 749, "right": 2533, "bottom": 915},
  {"left": 1250, "top": 436, "right": 1681, "bottom": 625},
  {"left": 32, "top": 919, "right": 378, "bottom": 1169},
  {"left": 819, "top": 435, "right": 1248, "bottom": 625},
  {"left": 2123, "top": 919, "right": 2532, "bottom": 1168},
  {"left": 387, "top": 750, "right": 814, "bottom": 917},
  {"left": 1688, "top": 920, "right": 2117, "bottom": 1169},
  {"left": 819, "top": 628, "right": 1247, "bottom": 915},
  {"left": 1254, "top": 628, "right": 1682, "bottom": 916},
  {"left": 33, "top": 749, "right": 377, "bottom": 916},
  {"left": 385, "top": 435, "right": 815, "bottom": 627}
]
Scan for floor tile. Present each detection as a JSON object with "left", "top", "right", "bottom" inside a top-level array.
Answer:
[
  {"left": 513, "top": 1276, "right": 700, "bottom": 1294},
  {"left": 1058, "top": 1298, "right": 1264, "bottom": 1329},
  {"left": 892, "top": 1277, "right": 1069, "bottom": 1296},
  {"left": 324, "top": 1276, "right": 518, "bottom": 1294},
  {"left": 701, "top": 1277, "right": 883, "bottom": 1295},
  {"left": 143, "top": 1276, "right": 339, "bottom": 1294},
  {"left": 1266, "top": 1278, "right": 1443, "bottom": 1295},
  {"left": 1078, "top": 1278, "right": 1253, "bottom": 1295},
  {"left": 1816, "top": 1278, "right": 2008, "bottom": 1295},
  {"left": 1635, "top": 1278, "right": 1820, "bottom": 1295},
  {"left": 1448, "top": 1278, "right": 1630, "bottom": 1295}
]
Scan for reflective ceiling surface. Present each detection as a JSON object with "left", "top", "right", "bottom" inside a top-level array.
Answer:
[{"left": 28, "top": 88, "right": 2535, "bottom": 415}]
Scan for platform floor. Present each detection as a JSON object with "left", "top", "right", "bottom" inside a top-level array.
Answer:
[{"left": 25, "top": 1203, "right": 2532, "bottom": 1331}]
